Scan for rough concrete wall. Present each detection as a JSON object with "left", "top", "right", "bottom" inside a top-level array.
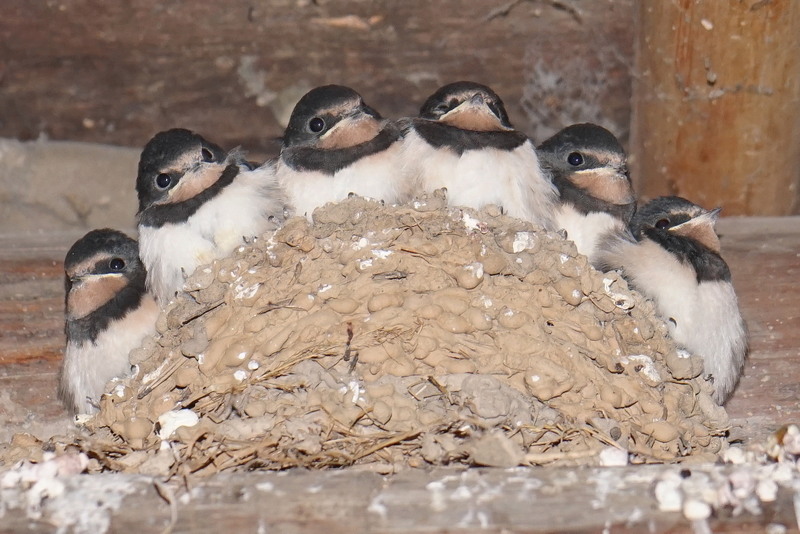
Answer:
[{"left": 0, "top": 140, "right": 139, "bottom": 233}]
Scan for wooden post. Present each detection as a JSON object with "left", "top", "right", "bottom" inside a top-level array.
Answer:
[{"left": 631, "top": 0, "right": 800, "bottom": 215}]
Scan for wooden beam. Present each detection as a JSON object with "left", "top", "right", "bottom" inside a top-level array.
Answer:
[
  {"left": 0, "top": 466, "right": 797, "bottom": 532},
  {"left": 631, "top": 0, "right": 800, "bottom": 215}
]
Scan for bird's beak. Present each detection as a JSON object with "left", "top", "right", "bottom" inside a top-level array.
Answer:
[
  {"left": 669, "top": 208, "right": 722, "bottom": 253},
  {"left": 569, "top": 163, "right": 634, "bottom": 205},
  {"left": 318, "top": 105, "right": 383, "bottom": 149},
  {"left": 439, "top": 93, "right": 509, "bottom": 132},
  {"left": 166, "top": 161, "right": 232, "bottom": 204}
]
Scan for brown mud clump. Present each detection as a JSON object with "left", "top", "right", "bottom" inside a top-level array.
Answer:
[{"left": 76, "top": 192, "right": 728, "bottom": 475}]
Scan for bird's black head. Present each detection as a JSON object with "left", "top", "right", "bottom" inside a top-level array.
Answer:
[
  {"left": 282, "top": 85, "right": 383, "bottom": 150},
  {"left": 631, "top": 196, "right": 722, "bottom": 251},
  {"left": 65, "top": 229, "right": 144, "bottom": 286},
  {"left": 136, "top": 128, "right": 227, "bottom": 213},
  {"left": 538, "top": 123, "right": 633, "bottom": 218},
  {"left": 538, "top": 123, "right": 625, "bottom": 168},
  {"left": 630, "top": 196, "right": 703, "bottom": 236},
  {"left": 64, "top": 228, "right": 147, "bottom": 314},
  {"left": 631, "top": 196, "right": 728, "bottom": 281},
  {"left": 419, "top": 81, "right": 513, "bottom": 131}
]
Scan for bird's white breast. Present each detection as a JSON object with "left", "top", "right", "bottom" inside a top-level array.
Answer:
[
  {"left": 139, "top": 166, "right": 285, "bottom": 306},
  {"left": 278, "top": 142, "right": 407, "bottom": 219},
  {"left": 555, "top": 204, "right": 625, "bottom": 266},
  {"left": 62, "top": 295, "right": 159, "bottom": 414},
  {"left": 402, "top": 130, "right": 557, "bottom": 230}
]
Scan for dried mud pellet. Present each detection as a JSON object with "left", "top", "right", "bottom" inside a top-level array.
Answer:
[
  {"left": 185, "top": 266, "right": 216, "bottom": 292},
  {"left": 261, "top": 325, "right": 294, "bottom": 356},
  {"left": 442, "top": 358, "right": 477, "bottom": 374},
  {"left": 418, "top": 304, "right": 443, "bottom": 320},
  {"left": 245, "top": 400, "right": 268, "bottom": 418},
  {"left": 198, "top": 336, "right": 234, "bottom": 374},
  {"left": 581, "top": 323, "right": 603, "bottom": 341},
  {"left": 497, "top": 308, "right": 530, "bottom": 330},
  {"left": 480, "top": 252, "right": 507, "bottom": 275},
  {"left": 384, "top": 356, "right": 417, "bottom": 376},
  {"left": 664, "top": 350, "right": 704, "bottom": 380},
  {"left": 554, "top": 278, "right": 583, "bottom": 306},
  {"left": 464, "top": 308, "right": 492, "bottom": 331},
  {"left": 150, "top": 393, "right": 179, "bottom": 418},
  {"left": 600, "top": 384, "right": 634, "bottom": 409},
  {"left": 367, "top": 292, "right": 404, "bottom": 313},
  {"left": 642, "top": 421, "right": 680, "bottom": 443},
  {"left": 222, "top": 342, "right": 252, "bottom": 368},
  {"left": 210, "top": 372, "right": 238, "bottom": 392},
  {"left": 204, "top": 306, "right": 233, "bottom": 339},
  {"left": 358, "top": 345, "right": 388, "bottom": 364},
  {"left": 174, "top": 366, "right": 199, "bottom": 388},
  {"left": 556, "top": 255, "right": 581, "bottom": 278},
  {"left": 328, "top": 297, "right": 360, "bottom": 314},
  {"left": 298, "top": 235, "right": 316, "bottom": 252},
  {"left": 434, "top": 287, "right": 469, "bottom": 311},
  {"left": 155, "top": 312, "right": 170, "bottom": 335},
  {"left": 455, "top": 262, "right": 484, "bottom": 289},
  {"left": 412, "top": 336, "right": 439, "bottom": 359},
  {"left": 423, "top": 349, "right": 450, "bottom": 368},
  {"left": 638, "top": 398, "right": 664, "bottom": 415},
  {"left": 370, "top": 401, "right": 392, "bottom": 425},
  {"left": 123, "top": 417, "right": 152, "bottom": 441},
  {"left": 244, "top": 314, "right": 270, "bottom": 333},
  {"left": 437, "top": 313, "right": 472, "bottom": 334}
]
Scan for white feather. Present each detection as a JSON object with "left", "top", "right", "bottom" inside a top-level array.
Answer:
[
  {"left": 61, "top": 296, "right": 159, "bottom": 414},
  {"left": 139, "top": 164, "right": 286, "bottom": 306},
  {"left": 598, "top": 234, "right": 747, "bottom": 402},
  {"left": 555, "top": 203, "right": 626, "bottom": 266},
  {"left": 277, "top": 141, "right": 408, "bottom": 219},
  {"left": 402, "top": 129, "right": 558, "bottom": 230}
]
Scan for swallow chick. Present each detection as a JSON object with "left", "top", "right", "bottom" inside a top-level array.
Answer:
[
  {"left": 59, "top": 229, "right": 159, "bottom": 415},
  {"left": 538, "top": 123, "right": 635, "bottom": 266},
  {"left": 401, "top": 81, "right": 558, "bottom": 229},
  {"left": 596, "top": 196, "right": 747, "bottom": 403},
  {"left": 137, "top": 128, "right": 286, "bottom": 306},
  {"left": 276, "top": 85, "right": 408, "bottom": 218}
]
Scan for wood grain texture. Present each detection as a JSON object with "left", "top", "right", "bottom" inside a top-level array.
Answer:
[
  {"left": 0, "top": 466, "right": 796, "bottom": 533},
  {"left": 631, "top": 1, "right": 800, "bottom": 215},
  {"left": 0, "top": 0, "right": 634, "bottom": 159}
]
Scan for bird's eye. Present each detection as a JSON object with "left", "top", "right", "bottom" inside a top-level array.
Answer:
[
  {"left": 201, "top": 147, "right": 214, "bottom": 162},
  {"left": 109, "top": 258, "right": 125, "bottom": 271},
  {"left": 567, "top": 152, "right": 584, "bottom": 166},
  {"left": 655, "top": 218, "right": 671, "bottom": 229},
  {"left": 155, "top": 173, "right": 172, "bottom": 189},
  {"left": 434, "top": 103, "right": 450, "bottom": 114},
  {"left": 308, "top": 117, "right": 325, "bottom": 133}
]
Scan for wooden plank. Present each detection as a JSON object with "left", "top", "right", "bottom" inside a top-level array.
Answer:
[
  {"left": 0, "top": 466, "right": 796, "bottom": 533},
  {"left": 631, "top": 1, "right": 800, "bottom": 215},
  {"left": 0, "top": 1, "right": 634, "bottom": 158},
  {"left": 718, "top": 217, "right": 800, "bottom": 441}
]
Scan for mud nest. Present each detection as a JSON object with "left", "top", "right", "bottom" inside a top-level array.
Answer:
[{"left": 63, "top": 193, "right": 728, "bottom": 475}]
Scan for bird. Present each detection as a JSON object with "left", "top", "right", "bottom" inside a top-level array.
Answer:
[
  {"left": 59, "top": 229, "right": 159, "bottom": 415},
  {"left": 596, "top": 196, "right": 747, "bottom": 403},
  {"left": 400, "top": 81, "right": 558, "bottom": 229},
  {"left": 275, "top": 84, "right": 409, "bottom": 218},
  {"left": 136, "top": 128, "right": 286, "bottom": 306},
  {"left": 537, "top": 123, "right": 635, "bottom": 266}
]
